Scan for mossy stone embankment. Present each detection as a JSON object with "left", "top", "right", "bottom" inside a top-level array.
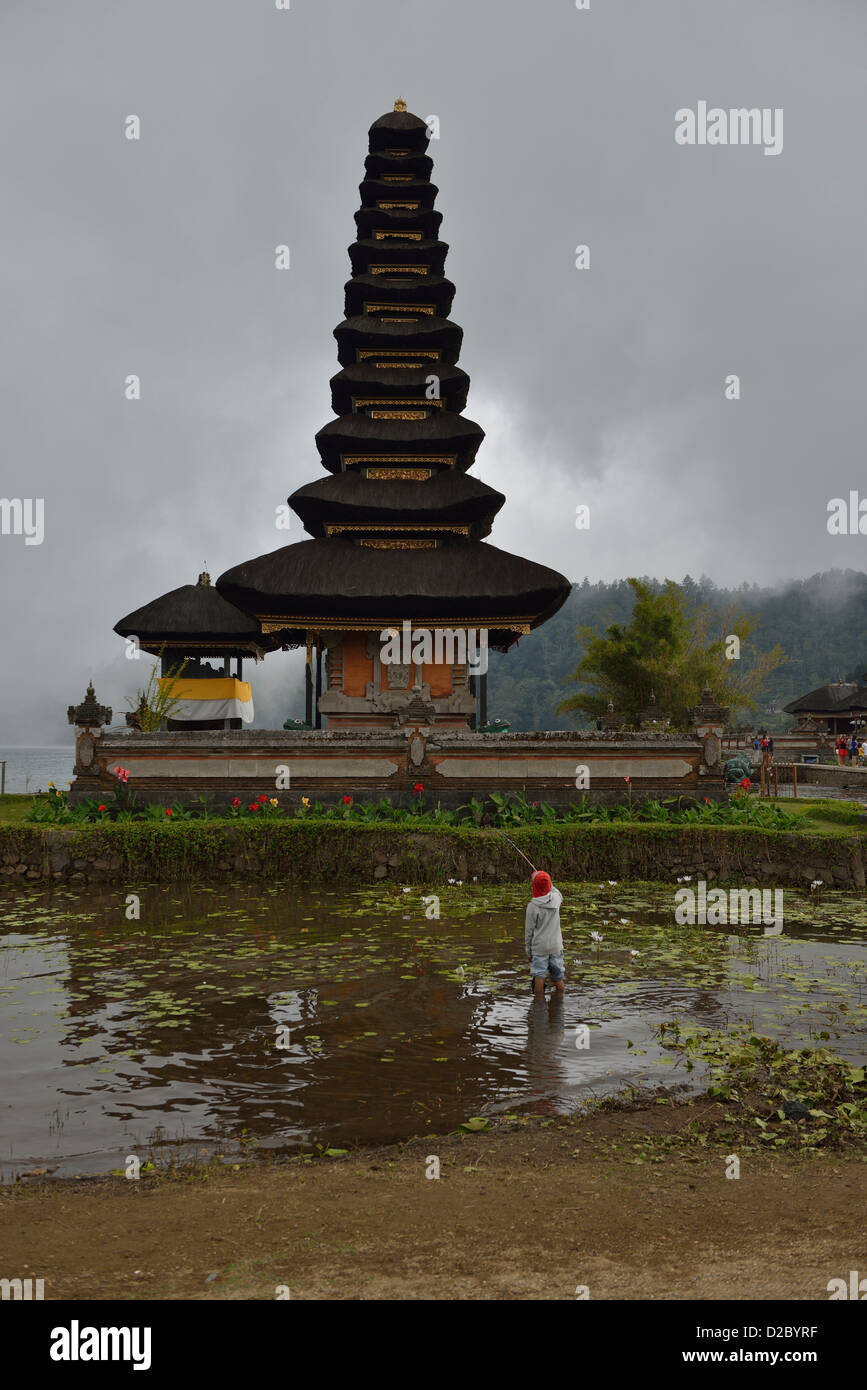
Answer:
[{"left": 0, "top": 820, "right": 865, "bottom": 886}]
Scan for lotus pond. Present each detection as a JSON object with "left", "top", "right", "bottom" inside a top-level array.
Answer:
[{"left": 0, "top": 880, "right": 865, "bottom": 1178}]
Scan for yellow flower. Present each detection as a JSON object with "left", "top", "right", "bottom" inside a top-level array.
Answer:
[
  {"left": 302, "top": 796, "right": 310, "bottom": 807},
  {"left": 270, "top": 798, "right": 278, "bottom": 807}
]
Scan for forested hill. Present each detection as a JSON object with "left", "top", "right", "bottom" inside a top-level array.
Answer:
[{"left": 486, "top": 569, "right": 867, "bottom": 731}]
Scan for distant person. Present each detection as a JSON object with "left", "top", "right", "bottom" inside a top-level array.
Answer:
[
  {"left": 837, "top": 735, "right": 847, "bottom": 765},
  {"left": 525, "top": 870, "right": 565, "bottom": 999},
  {"left": 768, "top": 735, "right": 775, "bottom": 756},
  {"left": 850, "top": 735, "right": 860, "bottom": 765}
]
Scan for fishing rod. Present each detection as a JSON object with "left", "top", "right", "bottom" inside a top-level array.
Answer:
[{"left": 492, "top": 827, "right": 537, "bottom": 873}]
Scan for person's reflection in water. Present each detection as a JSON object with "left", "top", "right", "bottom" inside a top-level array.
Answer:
[{"left": 524, "top": 991, "right": 569, "bottom": 1117}]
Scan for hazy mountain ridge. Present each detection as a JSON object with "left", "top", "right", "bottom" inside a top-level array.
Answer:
[{"left": 486, "top": 569, "right": 867, "bottom": 731}]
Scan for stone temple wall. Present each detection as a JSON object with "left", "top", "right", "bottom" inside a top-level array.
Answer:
[{"left": 69, "top": 726, "right": 728, "bottom": 809}]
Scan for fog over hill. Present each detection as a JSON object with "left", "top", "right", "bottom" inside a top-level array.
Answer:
[{"left": 486, "top": 569, "right": 867, "bottom": 732}]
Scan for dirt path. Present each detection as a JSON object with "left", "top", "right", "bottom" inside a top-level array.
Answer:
[{"left": 3, "top": 1106, "right": 865, "bottom": 1300}]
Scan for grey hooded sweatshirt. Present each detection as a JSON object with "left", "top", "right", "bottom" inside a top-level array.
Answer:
[{"left": 525, "top": 886, "right": 564, "bottom": 957}]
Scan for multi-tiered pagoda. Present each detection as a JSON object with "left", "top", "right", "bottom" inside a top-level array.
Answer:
[{"left": 216, "top": 100, "right": 570, "bottom": 729}]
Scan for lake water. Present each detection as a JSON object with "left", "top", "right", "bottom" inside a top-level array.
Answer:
[
  {"left": 0, "top": 880, "right": 864, "bottom": 1179},
  {"left": 0, "top": 746, "right": 75, "bottom": 795}
]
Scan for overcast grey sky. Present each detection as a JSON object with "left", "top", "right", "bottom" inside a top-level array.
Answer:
[{"left": 2, "top": 0, "right": 865, "bottom": 741}]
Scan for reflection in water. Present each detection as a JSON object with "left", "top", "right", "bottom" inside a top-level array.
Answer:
[{"left": 0, "top": 881, "right": 864, "bottom": 1177}]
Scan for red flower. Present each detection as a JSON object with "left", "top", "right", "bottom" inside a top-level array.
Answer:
[
  {"left": 257, "top": 793, "right": 269, "bottom": 803},
  {"left": 739, "top": 777, "right": 751, "bottom": 789},
  {"left": 532, "top": 801, "right": 538, "bottom": 807},
  {"left": 413, "top": 783, "right": 424, "bottom": 794},
  {"left": 624, "top": 776, "right": 631, "bottom": 784},
  {"left": 704, "top": 797, "right": 711, "bottom": 805},
  {"left": 232, "top": 797, "right": 241, "bottom": 807},
  {"left": 98, "top": 804, "right": 107, "bottom": 812},
  {"left": 165, "top": 808, "right": 172, "bottom": 817},
  {"left": 249, "top": 803, "right": 258, "bottom": 812},
  {"left": 343, "top": 795, "right": 352, "bottom": 805}
]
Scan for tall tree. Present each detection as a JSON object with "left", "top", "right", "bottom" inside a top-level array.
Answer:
[{"left": 556, "top": 578, "right": 785, "bottom": 729}]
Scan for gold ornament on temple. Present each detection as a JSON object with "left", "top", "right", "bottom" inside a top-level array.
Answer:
[{"left": 394, "top": 98, "right": 407, "bottom": 112}]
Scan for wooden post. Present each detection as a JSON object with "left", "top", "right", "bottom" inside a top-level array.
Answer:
[
  {"left": 479, "top": 670, "right": 487, "bottom": 727},
  {"left": 0, "top": 760, "right": 5, "bottom": 795},
  {"left": 304, "top": 662, "right": 313, "bottom": 726},
  {"left": 773, "top": 762, "right": 778, "bottom": 797},
  {"left": 314, "top": 640, "right": 322, "bottom": 730},
  {"left": 793, "top": 763, "right": 798, "bottom": 798}
]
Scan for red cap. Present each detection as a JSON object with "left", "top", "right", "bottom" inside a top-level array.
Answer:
[{"left": 531, "top": 871, "right": 552, "bottom": 897}]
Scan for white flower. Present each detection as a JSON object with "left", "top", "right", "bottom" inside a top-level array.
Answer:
[
  {"left": 402, "top": 887, "right": 411, "bottom": 893},
  {"left": 620, "top": 918, "right": 629, "bottom": 925},
  {"left": 629, "top": 949, "right": 641, "bottom": 958},
  {"left": 590, "top": 931, "right": 603, "bottom": 943},
  {"left": 607, "top": 880, "right": 617, "bottom": 886},
  {"left": 447, "top": 878, "right": 456, "bottom": 884},
  {"left": 810, "top": 879, "right": 823, "bottom": 890}
]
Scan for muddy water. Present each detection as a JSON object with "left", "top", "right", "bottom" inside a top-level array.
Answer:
[{"left": 0, "top": 881, "right": 865, "bottom": 1178}]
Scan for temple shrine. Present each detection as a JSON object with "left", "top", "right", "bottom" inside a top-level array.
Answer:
[
  {"left": 216, "top": 100, "right": 571, "bottom": 730},
  {"left": 68, "top": 102, "right": 730, "bottom": 809}
]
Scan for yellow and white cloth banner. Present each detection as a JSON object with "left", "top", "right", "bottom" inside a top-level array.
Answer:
[{"left": 158, "top": 677, "right": 254, "bottom": 724}]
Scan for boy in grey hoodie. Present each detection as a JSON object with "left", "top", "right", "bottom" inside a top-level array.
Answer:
[{"left": 525, "top": 870, "right": 565, "bottom": 997}]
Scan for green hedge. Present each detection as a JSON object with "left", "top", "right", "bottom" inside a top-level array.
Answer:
[{"left": 1, "top": 820, "right": 865, "bottom": 885}]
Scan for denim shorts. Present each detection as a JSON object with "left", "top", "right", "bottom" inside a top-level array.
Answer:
[{"left": 530, "top": 952, "right": 565, "bottom": 981}]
